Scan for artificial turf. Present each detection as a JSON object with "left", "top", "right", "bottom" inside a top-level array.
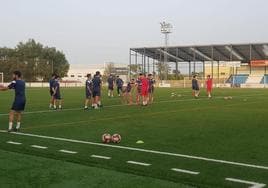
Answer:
[{"left": 0, "top": 87, "right": 268, "bottom": 187}]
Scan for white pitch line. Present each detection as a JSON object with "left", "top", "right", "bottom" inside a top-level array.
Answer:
[
  {"left": 6, "top": 141, "right": 22, "bottom": 145},
  {"left": 127, "top": 161, "right": 151, "bottom": 166},
  {"left": 171, "top": 168, "right": 200, "bottom": 175},
  {"left": 1, "top": 130, "right": 268, "bottom": 171},
  {"left": 0, "top": 93, "right": 264, "bottom": 116},
  {"left": 91, "top": 155, "right": 111, "bottom": 160},
  {"left": 59, "top": 149, "right": 77, "bottom": 154},
  {"left": 226, "top": 178, "right": 266, "bottom": 188},
  {"left": 31, "top": 145, "right": 47, "bottom": 149}
]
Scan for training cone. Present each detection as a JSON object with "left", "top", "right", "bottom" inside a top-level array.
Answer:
[{"left": 136, "top": 140, "right": 144, "bottom": 144}]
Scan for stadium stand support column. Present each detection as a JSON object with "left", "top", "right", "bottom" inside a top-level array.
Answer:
[
  {"left": 218, "top": 61, "right": 220, "bottom": 84},
  {"left": 129, "top": 49, "right": 132, "bottom": 80},
  {"left": 193, "top": 48, "right": 196, "bottom": 74},
  {"left": 153, "top": 51, "right": 156, "bottom": 74},
  {"left": 135, "top": 51, "right": 138, "bottom": 77},
  {"left": 188, "top": 61, "right": 191, "bottom": 78},
  {"left": 249, "top": 44, "right": 252, "bottom": 74},
  {"left": 175, "top": 48, "right": 179, "bottom": 79},
  {"left": 211, "top": 46, "right": 214, "bottom": 79},
  {"left": 147, "top": 56, "right": 150, "bottom": 74},
  {"left": 203, "top": 61, "right": 206, "bottom": 78},
  {"left": 143, "top": 48, "right": 146, "bottom": 73}
]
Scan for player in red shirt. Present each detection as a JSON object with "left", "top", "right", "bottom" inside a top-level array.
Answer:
[
  {"left": 141, "top": 74, "right": 149, "bottom": 106},
  {"left": 206, "top": 75, "right": 213, "bottom": 98}
]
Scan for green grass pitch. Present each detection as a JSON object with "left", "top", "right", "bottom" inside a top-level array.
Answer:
[{"left": 0, "top": 87, "right": 268, "bottom": 188}]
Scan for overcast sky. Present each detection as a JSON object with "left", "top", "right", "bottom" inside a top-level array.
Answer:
[{"left": 1, "top": 0, "right": 268, "bottom": 66}]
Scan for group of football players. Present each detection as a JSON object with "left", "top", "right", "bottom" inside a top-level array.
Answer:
[
  {"left": 0, "top": 70, "right": 156, "bottom": 132},
  {"left": 106, "top": 73, "right": 156, "bottom": 106},
  {"left": 83, "top": 72, "right": 156, "bottom": 109}
]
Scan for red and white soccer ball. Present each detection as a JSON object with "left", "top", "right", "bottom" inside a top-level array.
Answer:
[
  {"left": 111, "top": 134, "right": 121, "bottom": 143},
  {"left": 102, "top": 133, "right": 112, "bottom": 143}
]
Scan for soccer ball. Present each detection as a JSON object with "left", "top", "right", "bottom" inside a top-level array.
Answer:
[
  {"left": 228, "top": 96, "right": 233, "bottom": 100},
  {"left": 102, "top": 133, "right": 112, "bottom": 143},
  {"left": 224, "top": 97, "right": 229, "bottom": 100},
  {"left": 111, "top": 134, "right": 121, "bottom": 143}
]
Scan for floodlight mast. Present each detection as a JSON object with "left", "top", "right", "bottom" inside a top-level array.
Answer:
[{"left": 160, "top": 21, "right": 172, "bottom": 80}]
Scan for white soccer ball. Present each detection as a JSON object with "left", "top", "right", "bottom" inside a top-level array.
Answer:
[
  {"left": 102, "top": 133, "right": 112, "bottom": 143},
  {"left": 111, "top": 134, "right": 121, "bottom": 143}
]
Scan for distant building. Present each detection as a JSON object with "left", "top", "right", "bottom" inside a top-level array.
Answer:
[{"left": 62, "top": 64, "right": 105, "bottom": 82}]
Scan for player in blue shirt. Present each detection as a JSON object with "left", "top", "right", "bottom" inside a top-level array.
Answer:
[
  {"left": 49, "top": 73, "right": 56, "bottom": 109},
  {"left": 52, "top": 76, "right": 62, "bottom": 110},
  {"left": 84, "top": 74, "right": 93, "bottom": 110},
  {"left": 107, "top": 74, "right": 114, "bottom": 98},
  {"left": 192, "top": 75, "right": 200, "bottom": 98},
  {"left": 92, "top": 71, "right": 102, "bottom": 109},
  {"left": 116, "top": 76, "right": 124, "bottom": 97},
  {"left": 0, "top": 71, "right": 26, "bottom": 132}
]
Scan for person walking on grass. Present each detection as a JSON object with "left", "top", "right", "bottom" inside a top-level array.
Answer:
[
  {"left": 52, "top": 75, "right": 62, "bottom": 110},
  {"left": 107, "top": 74, "right": 115, "bottom": 98},
  {"left": 92, "top": 71, "right": 102, "bottom": 109},
  {"left": 116, "top": 75, "right": 124, "bottom": 97},
  {"left": 0, "top": 71, "right": 26, "bottom": 132},
  {"left": 84, "top": 74, "right": 93, "bottom": 110},
  {"left": 49, "top": 73, "right": 56, "bottom": 109},
  {"left": 192, "top": 75, "right": 200, "bottom": 99}
]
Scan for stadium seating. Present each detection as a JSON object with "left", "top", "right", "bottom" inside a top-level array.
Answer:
[{"left": 226, "top": 74, "right": 249, "bottom": 85}]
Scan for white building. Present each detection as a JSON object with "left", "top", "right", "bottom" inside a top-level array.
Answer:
[{"left": 63, "top": 64, "right": 105, "bottom": 82}]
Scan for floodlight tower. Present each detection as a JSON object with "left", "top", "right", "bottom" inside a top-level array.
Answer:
[{"left": 160, "top": 21, "right": 172, "bottom": 80}]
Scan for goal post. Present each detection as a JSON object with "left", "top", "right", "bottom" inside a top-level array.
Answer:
[{"left": 0, "top": 72, "right": 4, "bottom": 84}]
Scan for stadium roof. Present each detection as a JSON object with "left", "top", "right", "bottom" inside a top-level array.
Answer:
[{"left": 130, "top": 43, "right": 268, "bottom": 63}]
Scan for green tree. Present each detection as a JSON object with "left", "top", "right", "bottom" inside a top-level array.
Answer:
[{"left": 0, "top": 39, "right": 69, "bottom": 81}]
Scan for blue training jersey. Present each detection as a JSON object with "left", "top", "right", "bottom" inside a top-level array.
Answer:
[
  {"left": 107, "top": 77, "right": 114, "bottom": 86},
  {"left": 8, "top": 80, "right": 26, "bottom": 100},
  {"left": 86, "top": 79, "right": 93, "bottom": 92},
  {"left": 53, "top": 81, "right": 60, "bottom": 95},
  {"left": 92, "top": 76, "right": 101, "bottom": 90},
  {"left": 116, "top": 78, "right": 123, "bottom": 87},
  {"left": 49, "top": 79, "right": 55, "bottom": 91}
]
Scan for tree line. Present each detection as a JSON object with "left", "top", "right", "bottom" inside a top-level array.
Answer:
[{"left": 0, "top": 39, "right": 69, "bottom": 82}]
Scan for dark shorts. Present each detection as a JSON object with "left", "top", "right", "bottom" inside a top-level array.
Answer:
[
  {"left": 192, "top": 85, "right": 199, "bottom": 91},
  {"left": 108, "top": 85, "right": 114, "bottom": 90},
  {"left": 11, "top": 99, "right": 26, "bottom": 112},
  {"left": 53, "top": 93, "right": 61, "bottom": 100},
  {"left": 49, "top": 90, "right": 53, "bottom": 96},
  {"left": 93, "top": 89, "right": 101, "bottom": 97},
  {"left": 86, "top": 91, "right": 92, "bottom": 99}
]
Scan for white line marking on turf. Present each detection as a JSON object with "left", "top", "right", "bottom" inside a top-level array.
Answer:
[
  {"left": 59, "top": 149, "right": 77, "bottom": 154},
  {"left": 127, "top": 161, "right": 151, "bottom": 166},
  {"left": 226, "top": 178, "right": 266, "bottom": 188},
  {"left": 91, "top": 155, "right": 111, "bottom": 160},
  {"left": 31, "top": 145, "right": 47, "bottom": 149},
  {"left": 6, "top": 141, "right": 22, "bottom": 145},
  {"left": 0, "top": 93, "right": 264, "bottom": 116},
  {"left": 171, "top": 168, "right": 200, "bottom": 175},
  {"left": 1, "top": 130, "right": 268, "bottom": 171}
]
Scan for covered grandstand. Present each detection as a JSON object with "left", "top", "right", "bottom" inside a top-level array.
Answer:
[{"left": 129, "top": 43, "right": 268, "bottom": 87}]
